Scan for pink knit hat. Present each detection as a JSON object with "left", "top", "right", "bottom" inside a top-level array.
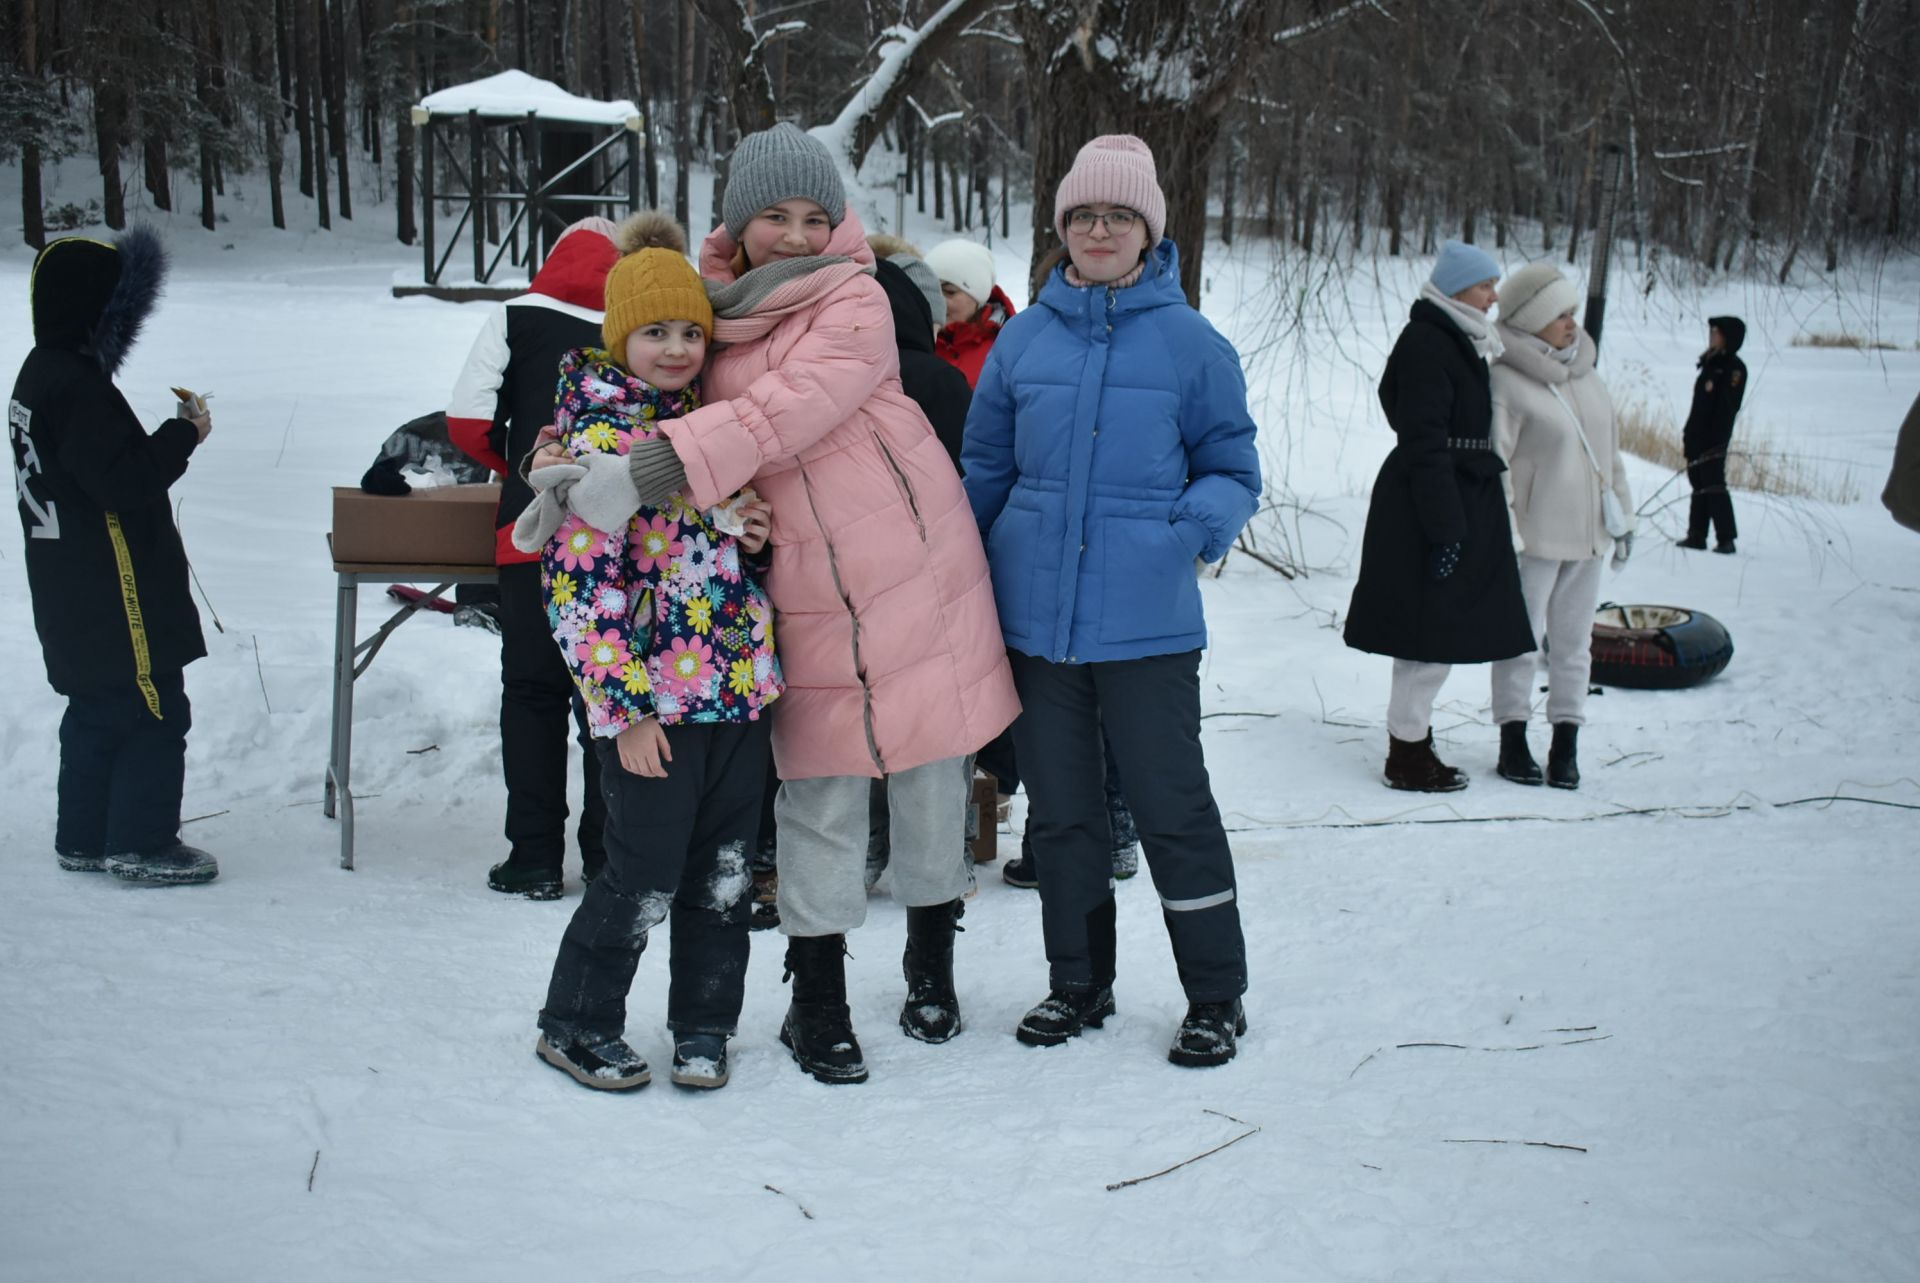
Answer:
[{"left": 1053, "top": 135, "right": 1167, "bottom": 246}]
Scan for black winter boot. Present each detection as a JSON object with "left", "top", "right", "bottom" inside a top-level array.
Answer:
[
  {"left": 1016, "top": 898, "right": 1117, "bottom": 1047},
  {"left": 1001, "top": 834, "right": 1039, "bottom": 889},
  {"left": 1015, "top": 986, "right": 1116, "bottom": 1046},
  {"left": 669, "top": 1033, "right": 730, "bottom": 1090},
  {"left": 900, "top": 900, "right": 964, "bottom": 1043},
  {"left": 1496, "top": 721, "right": 1544, "bottom": 785},
  {"left": 536, "top": 1030, "right": 651, "bottom": 1091},
  {"left": 1384, "top": 732, "right": 1468, "bottom": 792},
  {"left": 106, "top": 843, "right": 219, "bottom": 885},
  {"left": 1547, "top": 723, "right": 1581, "bottom": 790},
  {"left": 780, "top": 935, "right": 868, "bottom": 1084},
  {"left": 488, "top": 854, "right": 563, "bottom": 900},
  {"left": 1168, "top": 999, "right": 1248, "bottom": 1068}
]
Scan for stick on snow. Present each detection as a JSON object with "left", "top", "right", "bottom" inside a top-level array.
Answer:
[
  {"left": 762, "top": 1185, "right": 814, "bottom": 1221},
  {"left": 1107, "top": 1111, "right": 1262, "bottom": 1192}
]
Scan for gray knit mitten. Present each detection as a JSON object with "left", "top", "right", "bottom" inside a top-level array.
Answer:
[
  {"left": 510, "top": 461, "right": 586, "bottom": 552},
  {"left": 568, "top": 452, "right": 648, "bottom": 532},
  {"left": 627, "top": 437, "right": 689, "bottom": 509}
]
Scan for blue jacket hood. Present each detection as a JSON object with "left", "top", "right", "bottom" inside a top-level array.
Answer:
[{"left": 1035, "top": 239, "right": 1185, "bottom": 327}]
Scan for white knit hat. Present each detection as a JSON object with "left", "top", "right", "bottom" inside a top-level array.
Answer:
[
  {"left": 1498, "top": 261, "right": 1583, "bottom": 335},
  {"left": 924, "top": 239, "right": 997, "bottom": 309}
]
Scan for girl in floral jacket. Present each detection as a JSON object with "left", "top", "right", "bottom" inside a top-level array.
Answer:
[{"left": 511, "top": 213, "right": 780, "bottom": 1095}]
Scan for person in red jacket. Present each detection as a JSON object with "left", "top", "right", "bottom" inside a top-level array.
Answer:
[
  {"left": 445, "top": 217, "right": 619, "bottom": 899},
  {"left": 925, "top": 239, "right": 1017, "bottom": 390}
]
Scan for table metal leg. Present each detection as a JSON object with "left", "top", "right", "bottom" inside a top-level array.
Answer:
[
  {"left": 329, "top": 575, "right": 359, "bottom": 869},
  {"left": 326, "top": 574, "right": 349, "bottom": 819}
]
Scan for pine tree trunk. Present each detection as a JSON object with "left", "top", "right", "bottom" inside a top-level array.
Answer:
[
  {"left": 311, "top": 0, "right": 331, "bottom": 228},
  {"left": 145, "top": 136, "right": 173, "bottom": 210},
  {"left": 1220, "top": 124, "right": 1236, "bottom": 247},
  {"left": 363, "top": 0, "right": 381, "bottom": 166},
  {"left": 196, "top": 0, "right": 217, "bottom": 230},
  {"left": 393, "top": 0, "right": 416, "bottom": 243},
  {"left": 673, "top": 0, "right": 693, "bottom": 230},
  {"left": 294, "top": 0, "right": 314, "bottom": 197},
  {"left": 95, "top": 79, "right": 128, "bottom": 230},
  {"left": 19, "top": 0, "right": 45, "bottom": 248},
  {"left": 628, "top": 0, "right": 658, "bottom": 207},
  {"left": 326, "top": 0, "right": 351, "bottom": 218},
  {"left": 22, "top": 142, "right": 46, "bottom": 248},
  {"left": 1018, "top": 62, "right": 1225, "bottom": 305}
]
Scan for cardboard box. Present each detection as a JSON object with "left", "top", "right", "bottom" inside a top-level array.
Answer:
[
  {"left": 967, "top": 770, "right": 998, "bottom": 865},
  {"left": 330, "top": 484, "right": 500, "bottom": 566}
]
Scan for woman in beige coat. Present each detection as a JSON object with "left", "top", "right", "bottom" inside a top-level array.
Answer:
[{"left": 1488, "top": 263, "right": 1634, "bottom": 789}]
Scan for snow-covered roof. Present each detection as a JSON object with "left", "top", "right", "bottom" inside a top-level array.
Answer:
[{"left": 416, "top": 70, "right": 639, "bottom": 126}]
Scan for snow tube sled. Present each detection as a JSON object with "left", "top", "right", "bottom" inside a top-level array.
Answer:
[{"left": 1590, "top": 603, "right": 1734, "bottom": 689}]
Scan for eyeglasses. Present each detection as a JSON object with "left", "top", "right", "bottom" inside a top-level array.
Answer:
[{"left": 1066, "top": 208, "right": 1139, "bottom": 234}]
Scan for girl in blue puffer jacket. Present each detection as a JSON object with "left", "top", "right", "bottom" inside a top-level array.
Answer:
[{"left": 960, "top": 134, "right": 1262, "bottom": 1069}]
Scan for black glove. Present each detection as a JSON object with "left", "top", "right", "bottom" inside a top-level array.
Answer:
[{"left": 1426, "top": 541, "right": 1462, "bottom": 582}]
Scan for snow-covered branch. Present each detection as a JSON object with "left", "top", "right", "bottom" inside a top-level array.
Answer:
[
  {"left": 750, "top": 21, "right": 809, "bottom": 59},
  {"left": 1273, "top": 0, "right": 1392, "bottom": 46},
  {"left": 960, "top": 25, "right": 1023, "bottom": 48},
  {"left": 902, "top": 95, "right": 966, "bottom": 133},
  {"left": 1651, "top": 142, "right": 1751, "bottom": 161},
  {"left": 814, "top": 0, "right": 996, "bottom": 170}
]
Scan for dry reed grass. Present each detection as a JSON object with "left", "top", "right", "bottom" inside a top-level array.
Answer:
[
  {"left": 1614, "top": 400, "right": 1860, "bottom": 504},
  {"left": 1790, "top": 331, "right": 1903, "bottom": 351}
]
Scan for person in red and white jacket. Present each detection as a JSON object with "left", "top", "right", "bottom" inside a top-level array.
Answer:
[
  {"left": 924, "top": 239, "right": 1017, "bottom": 391},
  {"left": 446, "top": 216, "right": 619, "bottom": 900}
]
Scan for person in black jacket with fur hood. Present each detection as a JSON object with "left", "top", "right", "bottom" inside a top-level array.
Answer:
[
  {"left": 10, "top": 228, "right": 219, "bottom": 884},
  {"left": 1678, "top": 315, "right": 1747, "bottom": 553}
]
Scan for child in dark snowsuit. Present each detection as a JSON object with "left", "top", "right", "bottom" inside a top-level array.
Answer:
[
  {"left": 1679, "top": 315, "right": 1748, "bottom": 553},
  {"left": 447, "top": 216, "right": 620, "bottom": 899},
  {"left": 10, "top": 229, "right": 218, "bottom": 885},
  {"left": 512, "top": 213, "right": 781, "bottom": 1092}
]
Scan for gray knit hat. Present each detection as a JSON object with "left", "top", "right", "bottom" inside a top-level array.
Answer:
[{"left": 721, "top": 123, "right": 847, "bottom": 240}]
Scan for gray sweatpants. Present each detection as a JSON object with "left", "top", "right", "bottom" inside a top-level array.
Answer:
[
  {"left": 1490, "top": 553, "right": 1606, "bottom": 726},
  {"left": 774, "top": 754, "right": 971, "bottom": 937}
]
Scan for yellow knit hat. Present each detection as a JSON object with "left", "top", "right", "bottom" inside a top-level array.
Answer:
[{"left": 601, "top": 210, "right": 713, "bottom": 358}]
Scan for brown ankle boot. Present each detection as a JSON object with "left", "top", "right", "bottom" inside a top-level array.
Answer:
[{"left": 1384, "top": 732, "right": 1469, "bottom": 792}]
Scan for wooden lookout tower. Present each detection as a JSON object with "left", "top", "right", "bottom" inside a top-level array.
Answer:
[{"left": 399, "top": 71, "right": 643, "bottom": 300}]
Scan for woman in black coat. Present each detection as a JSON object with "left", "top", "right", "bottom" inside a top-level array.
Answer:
[{"left": 1345, "top": 241, "right": 1534, "bottom": 791}]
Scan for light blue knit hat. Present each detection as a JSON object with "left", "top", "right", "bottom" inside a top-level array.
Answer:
[{"left": 1430, "top": 240, "right": 1503, "bottom": 296}]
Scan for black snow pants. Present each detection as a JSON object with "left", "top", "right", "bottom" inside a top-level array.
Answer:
[
  {"left": 56, "top": 669, "right": 191, "bottom": 858},
  {"left": 498, "top": 561, "right": 605, "bottom": 868},
  {"left": 1007, "top": 649, "right": 1247, "bottom": 1004},
  {"left": 1686, "top": 451, "right": 1738, "bottom": 546},
  {"left": 539, "top": 718, "right": 771, "bottom": 1040}
]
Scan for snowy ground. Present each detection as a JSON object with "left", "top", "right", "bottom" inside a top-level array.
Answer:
[{"left": 2, "top": 168, "right": 1918, "bottom": 1281}]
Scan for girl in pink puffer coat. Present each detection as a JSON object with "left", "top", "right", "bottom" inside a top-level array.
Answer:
[{"left": 550, "top": 123, "right": 1018, "bottom": 1087}]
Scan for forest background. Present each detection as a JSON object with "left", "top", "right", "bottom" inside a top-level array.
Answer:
[{"left": 3, "top": 0, "right": 1913, "bottom": 305}]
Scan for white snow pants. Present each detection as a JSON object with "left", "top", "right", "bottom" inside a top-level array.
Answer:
[
  {"left": 774, "top": 754, "right": 971, "bottom": 937},
  {"left": 1386, "top": 660, "right": 1453, "bottom": 741},
  {"left": 1490, "top": 553, "right": 1607, "bottom": 726}
]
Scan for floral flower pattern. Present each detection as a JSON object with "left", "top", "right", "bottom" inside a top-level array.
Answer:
[{"left": 539, "top": 347, "right": 782, "bottom": 738}]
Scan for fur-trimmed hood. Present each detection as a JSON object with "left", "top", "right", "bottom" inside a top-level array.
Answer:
[{"left": 30, "top": 227, "right": 168, "bottom": 376}]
